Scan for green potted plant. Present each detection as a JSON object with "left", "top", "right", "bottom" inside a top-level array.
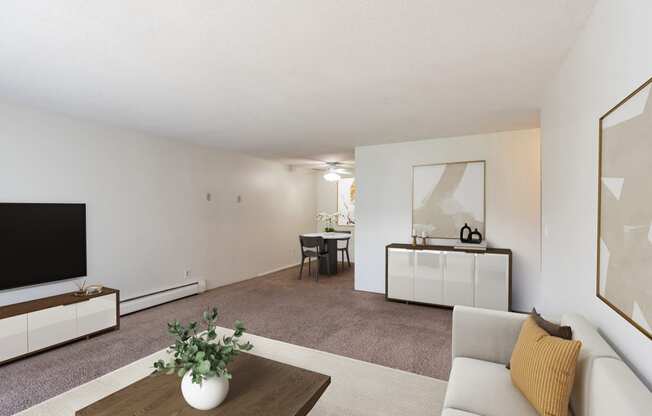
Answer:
[{"left": 153, "top": 307, "right": 253, "bottom": 410}]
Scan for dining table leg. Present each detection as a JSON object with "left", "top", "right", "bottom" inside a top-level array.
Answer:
[{"left": 319, "top": 239, "right": 339, "bottom": 275}]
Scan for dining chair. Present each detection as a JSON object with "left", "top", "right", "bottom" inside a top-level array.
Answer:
[
  {"left": 337, "top": 230, "right": 352, "bottom": 271},
  {"left": 299, "top": 236, "right": 330, "bottom": 281}
]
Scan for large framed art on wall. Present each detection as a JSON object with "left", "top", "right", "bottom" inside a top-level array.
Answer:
[
  {"left": 597, "top": 76, "right": 652, "bottom": 340},
  {"left": 412, "top": 160, "right": 485, "bottom": 239},
  {"left": 337, "top": 177, "right": 356, "bottom": 226}
]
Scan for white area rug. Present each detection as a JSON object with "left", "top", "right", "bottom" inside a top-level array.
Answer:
[{"left": 17, "top": 328, "right": 448, "bottom": 415}]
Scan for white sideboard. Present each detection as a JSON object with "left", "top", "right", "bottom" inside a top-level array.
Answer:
[
  {"left": 0, "top": 314, "right": 28, "bottom": 362},
  {"left": 0, "top": 289, "right": 119, "bottom": 365},
  {"left": 386, "top": 244, "right": 511, "bottom": 311}
]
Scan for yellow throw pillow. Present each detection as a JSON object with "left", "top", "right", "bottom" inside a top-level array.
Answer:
[{"left": 510, "top": 317, "right": 582, "bottom": 416}]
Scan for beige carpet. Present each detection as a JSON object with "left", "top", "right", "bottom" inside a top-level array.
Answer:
[
  {"left": 0, "top": 265, "right": 452, "bottom": 415},
  {"left": 17, "top": 328, "right": 448, "bottom": 415}
]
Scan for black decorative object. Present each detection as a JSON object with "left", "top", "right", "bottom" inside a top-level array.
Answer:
[
  {"left": 459, "top": 224, "right": 483, "bottom": 244},
  {"left": 469, "top": 228, "right": 483, "bottom": 244},
  {"left": 459, "top": 223, "right": 472, "bottom": 242}
]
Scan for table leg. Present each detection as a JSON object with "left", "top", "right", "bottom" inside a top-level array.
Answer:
[{"left": 319, "top": 240, "right": 339, "bottom": 275}]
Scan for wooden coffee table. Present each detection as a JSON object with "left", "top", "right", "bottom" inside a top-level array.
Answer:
[{"left": 76, "top": 353, "right": 330, "bottom": 416}]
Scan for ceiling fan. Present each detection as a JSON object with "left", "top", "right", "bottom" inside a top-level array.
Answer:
[{"left": 311, "top": 161, "right": 354, "bottom": 182}]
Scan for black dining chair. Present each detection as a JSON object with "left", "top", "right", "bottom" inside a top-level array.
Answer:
[
  {"left": 299, "top": 236, "right": 330, "bottom": 281},
  {"left": 337, "top": 230, "right": 352, "bottom": 271}
]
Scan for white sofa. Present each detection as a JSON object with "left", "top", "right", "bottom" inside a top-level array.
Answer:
[{"left": 442, "top": 306, "right": 651, "bottom": 416}]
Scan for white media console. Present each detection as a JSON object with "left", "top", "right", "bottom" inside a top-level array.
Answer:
[{"left": 0, "top": 288, "right": 119, "bottom": 364}]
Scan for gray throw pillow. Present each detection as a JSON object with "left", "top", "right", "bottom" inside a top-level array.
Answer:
[{"left": 531, "top": 308, "right": 573, "bottom": 340}]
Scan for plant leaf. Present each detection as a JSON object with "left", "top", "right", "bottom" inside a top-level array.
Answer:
[{"left": 197, "top": 360, "right": 211, "bottom": 374}]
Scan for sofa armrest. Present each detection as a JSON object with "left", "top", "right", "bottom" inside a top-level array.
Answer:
[{"left": 452, "top": 305, "right": 528, "bottom": 365}]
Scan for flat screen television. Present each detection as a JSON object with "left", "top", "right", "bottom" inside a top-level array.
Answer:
[{"left": 0, "top": 203, "right": 87, "bottom": 291}]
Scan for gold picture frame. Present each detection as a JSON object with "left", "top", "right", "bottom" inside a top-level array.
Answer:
[{"left": 597, "top": 76, "right": 652, "bottom": 340}]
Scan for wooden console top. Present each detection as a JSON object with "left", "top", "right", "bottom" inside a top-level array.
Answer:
[
  {"left": 0, "top": 287, "right": 119, "bottom": 320},
  {"left": 387, "top": 243, "right": 511, "bottom": 255}
]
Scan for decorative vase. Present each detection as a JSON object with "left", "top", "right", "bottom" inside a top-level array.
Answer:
[
  {"left": 469, "top": 228, "right": 483, "bottom": 244},
  {"left": 181, "top": 372, "right": 229, "bottom": 410},
  {"left": 459, "top": 223, "right": 472, "bottom": 242}
]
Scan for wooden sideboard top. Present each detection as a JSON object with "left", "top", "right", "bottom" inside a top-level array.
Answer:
[
  {"left": 0, "top": 287, "right": 119, "bottom": 320},
  {"left": 386, "top": 243, "right": 512, "bottom": 256}
]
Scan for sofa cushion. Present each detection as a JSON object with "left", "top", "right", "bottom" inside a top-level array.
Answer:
[
  {"left": 590, "top": 357, "right": 652, "bottom": 416},
  {"left": 510, "top": 317, "right": 581, "bottom": 416},
  {"left": 560, "top": 314, "right": 620, "bottom": 416},
  {"left": 452, "top": 306, "right": 527, "bottom": 365},
  {"left": 532, "top": 308, "right": 573, "bottom": 340},
  {"left": 507, "top": 308, "right": 573, "bottom": 369},
  {"left": 444, "top": 357, "right": 538, "bottom": 416}
]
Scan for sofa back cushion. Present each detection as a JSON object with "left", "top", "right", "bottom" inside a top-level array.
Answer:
[
  {"left": 560, "top": 314, "right": 620, "bottom": 416},
  {"left": 510, "top": 317, "right": 582, "bottom": 416},
  {"left": 452, "top": 306, "right": 527, "bottom": 365},
  {"left": 590, "top": 357, "right": 652, "bottom": 416}
]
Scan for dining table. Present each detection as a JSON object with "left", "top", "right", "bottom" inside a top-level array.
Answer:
[{"left": 300, "top": 232, "right": 352, "bottom": 275}]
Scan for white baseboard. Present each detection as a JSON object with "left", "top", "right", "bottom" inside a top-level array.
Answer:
[
  {"left": 256, "top": 263, "right": 300, "bottom": 277},
  {"left": 120, "top": 280, "right": 204, "bottom": 315}
]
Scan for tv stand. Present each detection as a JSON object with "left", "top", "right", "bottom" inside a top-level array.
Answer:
[{"left": 0, "top": 288, "right": 119, "bottom": 365}]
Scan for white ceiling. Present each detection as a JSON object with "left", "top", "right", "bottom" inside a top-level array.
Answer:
[{"left": 0, "top": 1, "right": 595, "bottom": 162}]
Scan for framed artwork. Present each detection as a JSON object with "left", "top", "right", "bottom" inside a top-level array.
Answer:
[
  {"left": 597, "top": 76, "right": 652, "bottom": 340},
  {"left": 337, "top": 177, "right": 356, "bottom": 225},
  {"left": 412, "top": 161, "right": 485, "bottom": 239}
]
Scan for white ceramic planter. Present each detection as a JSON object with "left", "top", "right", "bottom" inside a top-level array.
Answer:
[{"left": 181, "top": 372, "right": 229, "bottom": 410}]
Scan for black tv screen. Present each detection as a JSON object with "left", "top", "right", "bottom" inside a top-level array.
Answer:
[{"left": 0, "top": 203, "right": 87, "bottom": 291}]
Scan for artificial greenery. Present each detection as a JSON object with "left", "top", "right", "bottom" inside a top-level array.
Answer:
[
  {"left": 316, "top": 212, "right": 340, "bottom": 233},
  {"left": 153, "top": 307, "right": 253, "bottom": 384}
]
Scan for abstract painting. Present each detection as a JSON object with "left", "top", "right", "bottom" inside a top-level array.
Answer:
[
  {"left": 598, "top": 76, "right": 652, "bottom": 340},
  {"left": 412, "top": 161, "right": 484, "bottom": 239},
  {"left": 337, "top": 177, "right": 356, "bottom": 225}
]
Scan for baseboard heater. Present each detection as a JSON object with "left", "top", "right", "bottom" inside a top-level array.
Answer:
[{"left": 120, "top": 280, "right": 206, "bottom": 316}]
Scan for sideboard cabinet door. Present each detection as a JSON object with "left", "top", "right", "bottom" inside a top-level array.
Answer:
[
  {"left": 0, "top": 314, "right": 28, "bottom": 362},
  {"left": 77, "top": 293, "right": 118, "bottom": 337},
  {"left": 28, "top": 304, "right": 77, "bottom": 352},
  {"left": 475, "top": 253, "right": 509, "bottom": 311},
  {"left": 414, "top": 250, "right": 444, "bottom": 305},
  {"left": 387, "top": 248, "right": 415, "bottom": 301},
  {"left": 444, "top": 252, "right": 475, "bottom": 307}
]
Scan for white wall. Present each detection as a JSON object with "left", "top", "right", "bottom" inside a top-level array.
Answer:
[
  {"left": 0, "top": 100, "right": 316, "bottom": 306},
  {"left": 540, "top": 0, "right": 652, "bottom": 386},
  {"left": 315, "top": 173, "right": 355, "bottom": 262},
  {"left": 355, "top": 129, "right": 541, "bottom": 311}
]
